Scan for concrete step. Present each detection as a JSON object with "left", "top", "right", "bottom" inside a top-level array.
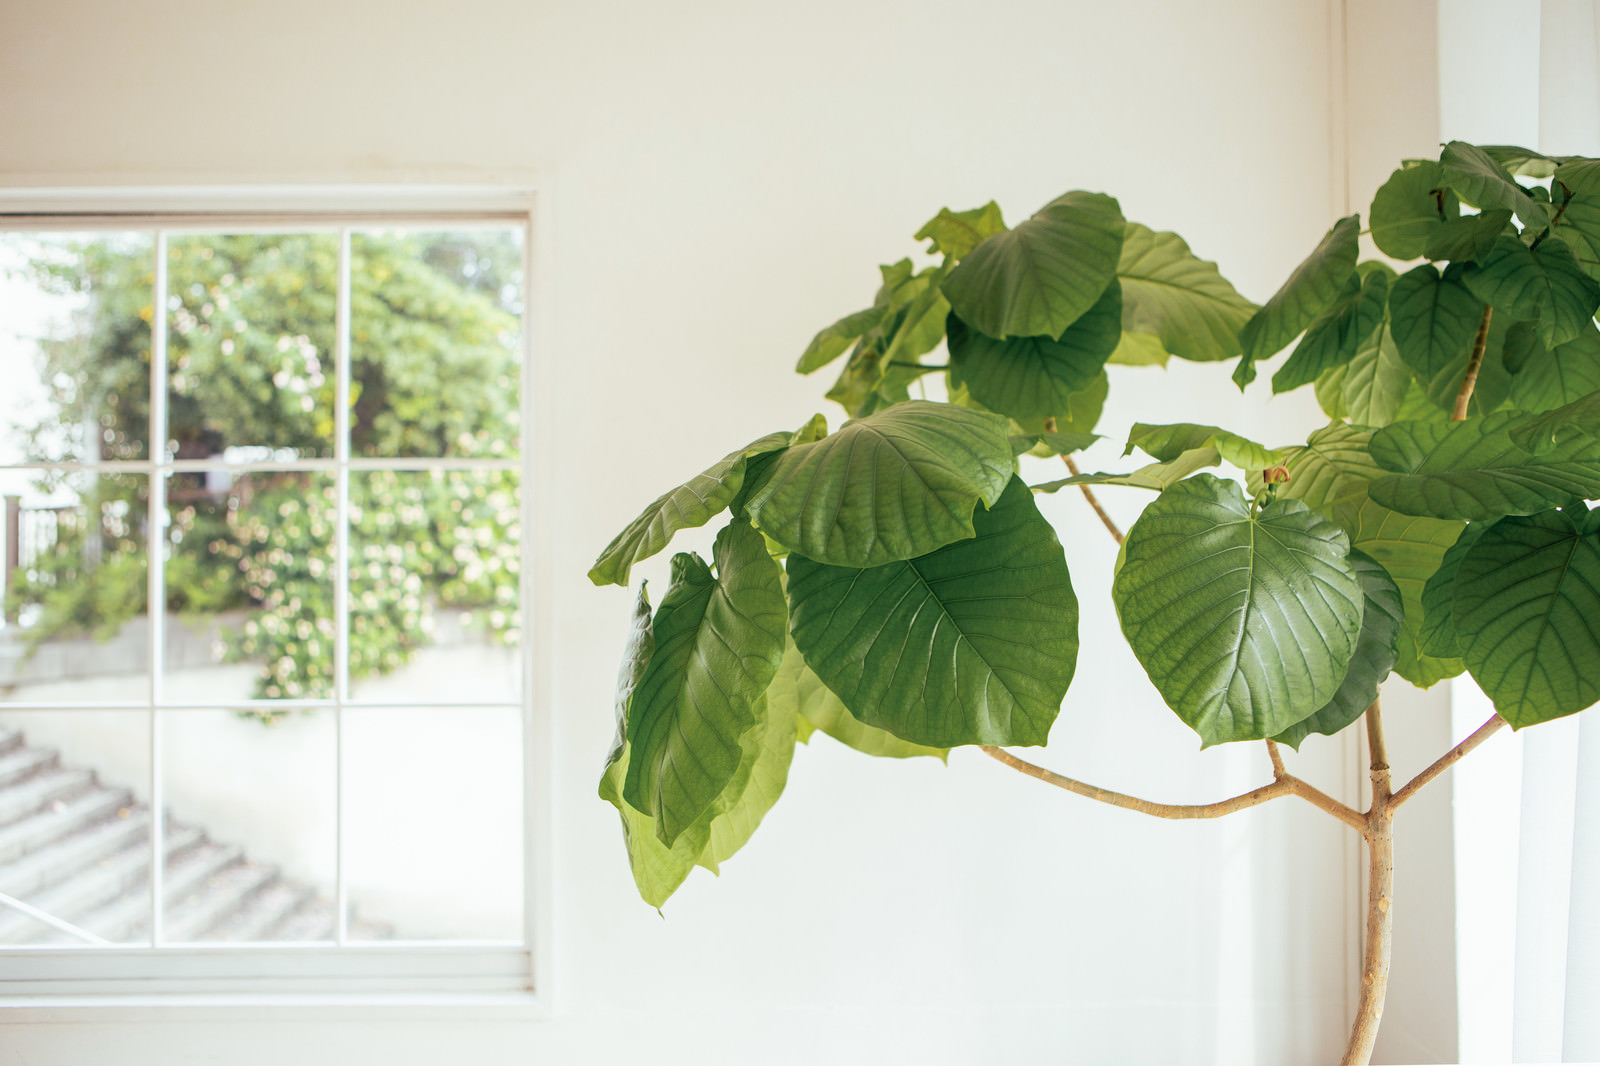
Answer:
[
  {"left": 70, "top": 837, "right": 245, "bottom": 944},
  {"left": 164, "top": 860, "right": 281, "bottom": 942},
  {"left": 0, "top": 785, "right": 132, "bottom": 866},
  {"left": 0, "top": 767, "right": 95, "bottom": 826},
  {"left": 200, "top": 878, "right": 314, "bottom": 942},
  {"left": 0, "top": 728, "right": 23, "bottom": 756},
  {"left": 0, "top": 806, "right": 150, "bottom": 900},
  {"left": 0, "top": 825, "right": 202, "bottom": 944},
  {"left": 0, "top": 745, "right": 58, "bottom": 789},
  {"left": 273, "top": 896, "right": 338, "bottom": 942}
]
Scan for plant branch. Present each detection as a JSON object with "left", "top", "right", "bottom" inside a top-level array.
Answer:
[
  {"left": 980, "top": 745, "right": 1365, "bottom": 831},
  {"left": 1452, "top": 305, "right": 1493, "bottom": 420},
  {"left": 1389, "top": 713, "right": 1506, "bottom": 810},
  {"left": 1062, "top": 455, "right": 1125, "bottom": 544}
]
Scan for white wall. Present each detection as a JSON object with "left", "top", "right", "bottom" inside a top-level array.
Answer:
[{"left": 0, "top": 1, "right": 1451, "bottom": 1062}]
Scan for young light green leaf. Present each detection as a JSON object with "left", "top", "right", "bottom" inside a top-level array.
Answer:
[
  {"left": 1455, "top": 507, "right": 1600, "bottom": 727},
  {"left": 1418, "top": 522, "right": 1487, "bottom": 658},
  {"left": 797, "top": 305, "right": 889, "bottom": 374},
  {"left": 784, "top": 643, "right": 947, "bottom": 760},
  {"left": 700, "top": 672, "right": 800, "bottom": 871},
  {"left": 600, "top": 747, "right": 712, "bottom": 908},
  {"left": 1272, "top": 549, "right": 1403, "bottom": 750},
  {"left": 1462, "top": 236, "right": 1600, "bottom": 348},
  {"left": 880, "top": 282, "right": 952, "bottom": 366},
  {"left": 1272, "top": 270, "right": 1388, "bottom": 393},
  {"left": 1115, "top": 222, "right": 1257, "bottom": 364},
  {"left": 1388, "top": 265, "right": 1487, "bottom": 381},
  {"left": 1114, "top": 475, "right": 1365, "bottom": 746},
  {"left": 1033, "top": 445, "right": 1221, "bottom": 494},
  {"left": 1124, "top": 422, "right": 1285, "bottom": 472},
  {"left": 624, "top": 520, "right": 788, "bottom": 846},
  {"left": 1440, "top": 141, "right": 1551, "bottom": 230},
  {"left": 1370, "top": 162, "right": 1458, "bottom": 260},
  {"left": 589, "top": 429, "right": 799, "bottom": 587},
  {"left": 787, "top": 478, "right": 1077, "bottom": 748},
  {"left": 943, "top": 191, "right": 1126, "bottom": 341},
  {"left": 1011, "top": 431, "right": 1102, "bottom": 458},
  {"left": 1368, "top": 411, "right": 1600, "bottom": 520},
  {"left": 1339, "top": 497, "right": 1466, "bottom": 688},
  {"left": 916, "top": 201, "right": 1007, "bottom": 260},
  {"left": 744, "top": 400, "right": 1014, "bottom": 567},
  {"left": 1234, "top": 215, "right": 1361, "bottom": 387},
  {"left": 947, "top": 284, "right": 1121, "bottom": 423}
]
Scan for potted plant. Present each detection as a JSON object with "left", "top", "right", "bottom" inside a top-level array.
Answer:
[{"left": 589, "top": 140, "right": 1600, "bottom": 1064}]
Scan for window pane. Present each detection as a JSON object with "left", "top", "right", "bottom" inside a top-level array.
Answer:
[
  {"left": 162, "top": 708, "right": 339, "bottom": 942},
  {"left": 0, "top": 709, "right": 151, "bottom": 946},
  {"left": 165, "top": 472, "right": 336, "bottom": 703},
  {"left": 347, "top": 469, "right": 520, "bottom": 703},
  {"left": 0, "top": 231, "right": 154, "bottom": 464},
  {"left": 343, "top": 707, "right": 522, "bottom": 942},
  {"left": 1, "top": 471, "right": 149, "bottom": 705},
  {"left": 349, "top": 229, "right": 522, "bottom": 459},
  {"left": 165, "top": 234, "right": 338, "bottom": 460}
]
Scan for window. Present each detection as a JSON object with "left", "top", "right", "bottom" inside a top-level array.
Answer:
[{"left": 0, "top": 194, "right": 541, "bottom": 1001}]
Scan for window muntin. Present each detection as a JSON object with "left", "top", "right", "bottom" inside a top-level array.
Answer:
[{"left": 0, "top": 214, "right": 533, "bottom": 993}]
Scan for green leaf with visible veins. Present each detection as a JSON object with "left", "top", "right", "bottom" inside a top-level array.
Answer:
[
  {"left": 1338, "top": 497, "right": 1466, "bottom": 687},
  {"left": 916, "top": 201, "right": 1007, "bottom": 260},
  {"left": 1418, "top": 522, "right": 1487, "bottom": 658},
  {"left": 1454, "top": 507, "right": 1600, "bottom": 727},
  {"left": 1509, "top": 388, "right": 1600, "bottom": 453},
  {"left": 783, "top": 642, "right": 947, "bottom": 760},
  {"left": 1273, "top": 269, "right": 1389, "bottom": 393},
  {"left": 744, "top": 400, "right": 1014, "bottom": 567},
  {"left": 1440, "top": 141, "right": 1551, "bottom": 230},
  {"left": 1124, "top": 422, "right": 1286, "bottom": 472},
  {"left": 1462, "top": 236, "right": 1600, "bottom": 348},
  {"left": 699, "top": 666, "right": 800, "bottom": 871},
  {"left": 1342, "top": 326, "right": 1414, "bottom": 427},
  {"left": 946, "top": 283, "right": 1121, "bottom": 423},
  {"left": 1423, "top": 209, "right": 1514, "bottom": 263},
  {"left": 787, "top": 478, "right": 1077, "bottom": 748},
  {"left": 1484, "top": 146, "right": 1562, "bottom": 179},
  {"left": 1235, "top": 215, "right": 1360, "bottom": 386},
  {"left": 1271, "top": 422, "right": 1384, "bottom": 518},
  {"left": 1114, "top": 222, "right": 1257, "bottom": 364},
  {"left": 623, "top": 520, "right": 787, "bottom": 846},
  {"left": 1507, "top": 322, "right": 1600, "bottom": 414},
  {"left": 1273, "top": 549, "right": 1403, "bottom": 749},
  {"left": 1389, "top": 265, "right": 1487, "bottom": 381},
  {"left": 797, "top": 305, "right": 889, "bottom": 374},
  {"left": 1368, "top": 411, "right": 1600, "bottom": 521},
  {"left": 943, "top": 191, "right": 1126, "bottom": 341},
  {"left": 1370, "top": 162, "right": 1459, "bottom": 260},
  {"left": 1113, "top": 474, "right": 1365, "bottom": 746},
  {"left": 590, "top": 428, "right": 801, "bottom": 587}
]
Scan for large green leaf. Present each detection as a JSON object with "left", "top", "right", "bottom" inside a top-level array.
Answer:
[
  {"left": 1114, "top": 222, "right": 1257, "bottom": 364},
  {"left": 1339, "top": 497, "right": 1466, "bottom": 687},
  {"left": 1485, "top": 145, "right": 1562, "bottom": 179},
  {"left": 1454, "top": 507, "right": 1600, "bottom": 727},
  {"left": 1342, "top": 325, "right": 1414, "bottom": 427},
  {"left": 1370, "top": 162, "right": 1458, "bottom": 260},
  {"left": 797, "top": 305, "right": 889, "bottom": 374},
  {"left": 1272, "top": 549, "right": 1403, "bottom": 749},
  {"left": 1509, "top": 388, "right": 1600, "bottom": 453},
  {"left": 1034, "top": 445, "right": 1221, "bottom": 494},
  {"left": 783, "top": 642, "right": 947, "bottom": 760},
  {"left": 880, "top": 279, "right": 952, "bottom": 366},
  {"left": 744, "top": 401, "right": 1014, "bottom": 567},
  {"left": 1440, "top": 141, "right": 1550, "bottom": 230},
  {"left": 700, "top": 668, "right": 800, "bottom": 871},
  {"left": 916, "top": 201, "right": 1007, "bottom": 260},
  {"left": 943, "top": 191, "right": 1126, "bottom": 341},
  {"left": 590, "top": 429, "right": 799, "bottom": 587},
  {"left": 1389, "top": 265, "right": 1487, "bottom": 380},
  {"left": 1271, "top": 422, "right": 1384, "bottom": 517},
  {"left": 1234, "top": 215, "right": 1360, "bottom": 386},
  {"left": 1424, "top": 210, "right": 1514, "bottom": 263},
  {"left": 1507, "top": 321, "right": 1600, "bottom": 413},
  {"left": 604, "top": 583, "right": 655, "bottom": 774},
  {"left": 1551, "top": 192, "right": 1600, "bottom": 283},
  {"left": 1462, "top": 236, "right": 1600, "bottom": 348},
  {"left": 787, "top": 478, "right": 1077, "bottom": 748},
  {"left": 946, "top": 283, "right": 1121, "bottom": 422},
  {"left": 1417, "top": 300, "right": 1513, "bottom": 418},
  {"left": 623, "top": 520, "right": 788, "bottom": 845},
  {"left": 1272, "top": 270, "right": 1389, "bottom": 392},
  {"left": 1418, "top": 522, "right": 1487, "bottom": 658},
  {"left": 1368, "top": 411, "right": 1600, "bottom": 520},
  {"left": 1113, "top": 474, "right": 1365, "bottom": 746},
  {"left": 1556, "top": 158, "right": 1600, "bottom": 195}
]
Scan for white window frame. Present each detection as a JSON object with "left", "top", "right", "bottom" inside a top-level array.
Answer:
[{"left": 0, "top": 187, "right": 553, "bottom": 1013}]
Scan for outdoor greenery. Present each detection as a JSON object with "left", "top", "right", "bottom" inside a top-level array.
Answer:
[
  {"left": 9, "top": 229, "right": 522, "bottom": 702},
  {"left": 591, "top": 141, "right": 1600, "bottom": 1063}
]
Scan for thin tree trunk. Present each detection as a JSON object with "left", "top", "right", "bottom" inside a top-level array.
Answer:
[{"left": 1343, "top": 703, "right": 1395, "bottom": 1065}]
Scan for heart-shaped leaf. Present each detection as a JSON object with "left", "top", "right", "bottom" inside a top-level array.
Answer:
[
  {"left": 1454, "top": 507, "right": 1600, "bottom": 727},
  {"left": 1272, "top": 270, "right": 1389, "bottom": 392},
  {"left": 1115, "top": 222, "right": 1257, "bottom": 364},
  {"left": 1389, "top": 265, "right": 1487, "bottom": 380},
  {"left": 787, "top": 478, "right": 1077, "bottom": 748},
  {"left": 943, "top": 191, "right": 1126, "bottom": 340},
  {"left": 782, "top": 642, "right": 947, "bottom": 760},
  {"left": 1418, "top": 522, "right": 1487, "bottom": 659},
  {"left": 1270, "top": 422, "right": 1383, "bottom": 517},
  {"left": 1234, "top": 215, "right": 1360, "bottom": 386},
  {"left": 1113, "top": 474, "right": 1365, "bottom": 746},
  {"left": 744, "top": 400, "right": 1014, "bottom": 567},
  {"left": 1370, "top": 162, "right": 1458, "bottom": 259},
  {"left": 916, "top": 201, "right": 1007, "bottom": 261},
  {"left": 1272, "top": 549, "right": 1402, "bottom": 749},
  {"left": 1440, "top": 141, "right": 1550, "bottom": 230},
  {"left": 624, "top": 520, "right": 787, "bottom": 845},
  {"left": 1462, "top": 236, "right": 1600, "bottom": 348}
]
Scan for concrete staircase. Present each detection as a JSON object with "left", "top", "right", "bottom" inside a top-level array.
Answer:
[{"left": 0, "top": 726, "right": 390, "bottom": 944}]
